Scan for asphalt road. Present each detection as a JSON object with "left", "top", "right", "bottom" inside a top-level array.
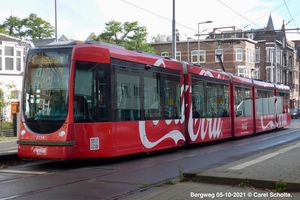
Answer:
[{"left": 0, "top": 120, "right": 299, "bottom": 199}]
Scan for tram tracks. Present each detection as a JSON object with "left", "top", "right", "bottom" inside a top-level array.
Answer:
[{"left": 1, "top": 124, "right": 300, "bottom": 199}]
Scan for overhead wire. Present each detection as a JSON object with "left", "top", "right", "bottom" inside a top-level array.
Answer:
[
  {"left": 284, "top": 0, "right": 300, "bottom": 34},
  {"left": 121, "top": 0, "right": 197, "bottom": 33},
  {"left": 122, "top": 0, "right": 298, "bottom": 37}
]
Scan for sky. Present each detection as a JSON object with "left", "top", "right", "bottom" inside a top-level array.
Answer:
[{"left": 0, "top": 0, "right": 299, "bottom": 42}]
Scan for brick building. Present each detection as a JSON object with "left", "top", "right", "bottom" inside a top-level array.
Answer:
[{"left": 150, "top": 15, "right": 299, "bottom": 106}]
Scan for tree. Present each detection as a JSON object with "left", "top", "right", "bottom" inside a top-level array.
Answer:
[
  {"left": 93, "top": 20, "right": 156, "bottom": 54},
  {"left": 0, "top": 81, "right": 17, "bottom": 122},
  {"left": 0, "top": 13, "right": 54, "bottom": 40},
  {"left": 0, "top": 16, "right": 25, "bottom": 38},
  {"left": 24, "top": 13, "right": 55, "bottom": 40},
  {"left": 0, "top": 26, "right": 7, "bottom": 34}
]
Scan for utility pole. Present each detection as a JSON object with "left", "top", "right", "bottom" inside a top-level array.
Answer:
[
  {"left": 55, "top": 0, "right": 58, "bottom": 42},
  {"left": 172, "top": 0, "right": 176, "bottom": 59}
]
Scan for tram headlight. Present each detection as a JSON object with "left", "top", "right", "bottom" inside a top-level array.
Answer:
[
  {"left": 20, "top": 130, "right": 26, "bottom": 136},
  {"left": 59, "top": 130, "right": 66, "bottom": 137}
]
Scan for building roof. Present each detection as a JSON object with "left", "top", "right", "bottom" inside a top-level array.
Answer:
[{"left": 0, "top": 33, "right": 34, "bottom": 47}]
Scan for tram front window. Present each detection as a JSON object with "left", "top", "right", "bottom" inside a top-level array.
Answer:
[{"left": 23, "top": 48, "right": 72, "bottom": 133}]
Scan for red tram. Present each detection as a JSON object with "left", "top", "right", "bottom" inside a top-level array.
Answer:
[{"left": 17, "top": 42, "right": 291, "bottom": 159}]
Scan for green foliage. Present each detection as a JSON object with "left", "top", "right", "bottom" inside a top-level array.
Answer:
[
  {"left": 165, "top": 180, "right": 175, "bottom": 185},
  {"left": 0, "top": 136, "right": 17, "bottom": 141},
  {"left": 275, "top": 180, "right": 287, "bottom": 192},
  {"left": 238, "top": 179, "right": 250, "bottom": 187},
  {"left": 25, "top": 13, "right": 55, "bottom": 39},
  {"left": 0, "top": 16, "right": 25, "bottom": 38},
  {"left": 1, "top": 122, "right": 13, "bottom": 129},
  {"left": 0, "top": 81, "right": 17, "bottom": 113},
  {"left": 139, "top": 183, "right": 150, "bottom": 188},
  {"left": 0, "top": 13, "right": 54, "bottom": 39},
  {"left": 0, "top": 25, "right": 8, "bottom": 34},
  {"left": 93, "top": 20, "right": 156, "bottom": 54}
]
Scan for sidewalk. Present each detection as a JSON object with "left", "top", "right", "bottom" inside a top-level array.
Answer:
[{"left": 120, "top": 140, "right": 300, "bottom": 200}]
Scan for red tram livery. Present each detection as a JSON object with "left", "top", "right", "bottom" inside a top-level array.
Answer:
[{"left": 17, "top": 42, "right": 291, "bottom": 159}]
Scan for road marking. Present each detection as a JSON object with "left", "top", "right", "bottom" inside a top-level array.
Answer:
[
  {"left": 0, "top": 169, "right": 47, "bottom": 175},
  {"left": 229, "top": 142, "right": 300, "bottom": 170}
]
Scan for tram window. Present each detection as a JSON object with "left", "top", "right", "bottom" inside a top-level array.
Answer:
[
  {"left": 207, "top": 83, "right": 218, "bottom": 118},
  {"left": 235, "top": 87, "right": 252, "bottom": 117},
  {"left": 97, "top": 70, "right": 108, "bottom": 121},
  {"left": 283, "top": 93, "right": 289, "bottom": 113},
  {"left": 255, "top": 90, "right": 263, "bottom": 116},
  {"left": 144, "top": 73, "right": 162, "bottom": 120},
  {"left": 115, "top": 67, "right": 141, "bottom": 121},
  {"left": 277, "top": 92, "right": 289, "bottom": 114},
  {"left": 192, "top": 80, "right": 205, "bottom": 118},
  {"left": 244, "top": 88, "right": 252, "bottom": 117},
  {"left": 217, "top": 84, "right": 229, "bottom": 117},
  {"left": 164, "top": 74, "right": 180, "bottom": 119},
  {"left": 276, "top": 96, "right": 283, "bottom": 114},
  {"left": 256, "top": 90, "right": 273, "bottom": 116}
]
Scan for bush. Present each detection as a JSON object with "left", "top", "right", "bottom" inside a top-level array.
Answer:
[{"left": 1, "top": 122, "right": 13, "bottom": 129}]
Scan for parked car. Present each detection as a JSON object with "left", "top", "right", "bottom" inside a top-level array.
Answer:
[{"left": 290, "top": 108, "right": 300, "bottom": 119}]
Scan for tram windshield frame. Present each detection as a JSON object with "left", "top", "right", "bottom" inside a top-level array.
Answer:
[{"left": 22, "top": 47, "right": 72, "bottom": 133}]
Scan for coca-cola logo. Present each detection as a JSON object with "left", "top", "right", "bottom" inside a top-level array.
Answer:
[{"left": 33, "top": 147, "right": 47, "bottom": 155}]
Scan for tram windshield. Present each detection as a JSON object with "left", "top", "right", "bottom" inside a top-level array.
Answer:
[{"left": 22, "top": 48, "right": 72, "bottom": 133}]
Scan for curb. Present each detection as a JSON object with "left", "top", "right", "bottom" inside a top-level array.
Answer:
[{"left": 191, "top": 174, "right": 300, "bottom": 192}]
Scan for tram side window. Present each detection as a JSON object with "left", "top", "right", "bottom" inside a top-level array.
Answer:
[
  {"left": 268, "top": 91, "right": 275, "bottom": 115},
  {"left": 255, "top": 90, "right": 263, "bottom": 116},
  {"left": 144, "top": 73, "right": 162, "bottom": 120},
  {"left": 115, "top": 67, "right": 141, "bottom": 121},
  {"left": 284, "top": 93, "right": 289, "bottom": 113},
  {"left": 235, "top": 87, "right": 252, "bottom": 117},
  {"left": 207, "top": 82, "right": 218, "bottom": 118},
  {"left": 244, "top": 88, "right": 252, "bottom": 116},
  {"left": 97, "top": 70, "right": 108, "bottom": 121},
  {"left": 192, "top": 80, "right": 205, "bottom": 118},
  {"left": 261, "top": 90, "right": 273, "bottom": 115},
  {"left": 74, "top": 62, "right": 96, "bottom": 122},
  {"left": 217, "top": 84, "right": 229, "bottom": 117},
  {"left": 278, "top": 92, "right": 289, "bottom": 113},
  {"left": 164, "top": 74, "right": 180, "bottom": 119},
  {"left": 256, "top": 90, "right": 273, "bottom": 116},
  {"left": 276, "top": 95, "right": 283, "bottom": 114}
]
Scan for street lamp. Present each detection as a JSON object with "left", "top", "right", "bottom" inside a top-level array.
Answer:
[
  {"left": 186, "top": 37, "right": 192, "bottom": 62},
  {"left": 196, "top": 21, "right": 213, "bottom": 65}
]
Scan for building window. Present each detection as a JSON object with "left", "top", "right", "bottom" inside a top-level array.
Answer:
[
  {"left": 215, "top": 49, "right": 223, "bottom": 62},
  {"left": 191, "top": 50, "right": 198, "bottom": 63},
  {"left": 255, "top": 48, "right": 260, "bottom": 63},
  {"left": 276, "top": 49, "right": 282, "bottom": 65},
  {"left": 176, "top": 51, "right": 181, "bottom": 61},
  {"left": 254, "top": 66, "right": 260, "bottom": 79},
  {"left": 266, "top": 66, "right": 274, "bottom": 82},
  {"left": 191, "top": 50, "right": 206, "bottom": 64},
  {"left": 161, "top": 52, "right": 169, "bottom": 57},
  {"left": 236, "top": 48, "right": 243, "bottom": 61},
  {"left": 199, "top": 50, "right": 206, "bottom": 63},
  {"left": 250, "top": 50, "right": 254, "bottom": 63},
  {"left": 16, "top": 50, "right": 21, "bottom": 71},
  {"left": 5, "top": 46, "right": 14, "bottom": 70},
  {"left": 0, "top": 41, "right": 24, "bottom": 73},
  {"left": 245, "top": 48, "right": 254, "bottom": 63},
  {"left": 266, "top": 47, "right": 274, "bottom": 63},
  {"left": 236, "top": 66, "right": 251, "bottom": 78}
]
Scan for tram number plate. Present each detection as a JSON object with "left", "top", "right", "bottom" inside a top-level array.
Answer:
[{"left": 90, "top": 137, "right": 100, "bottom": 150}]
